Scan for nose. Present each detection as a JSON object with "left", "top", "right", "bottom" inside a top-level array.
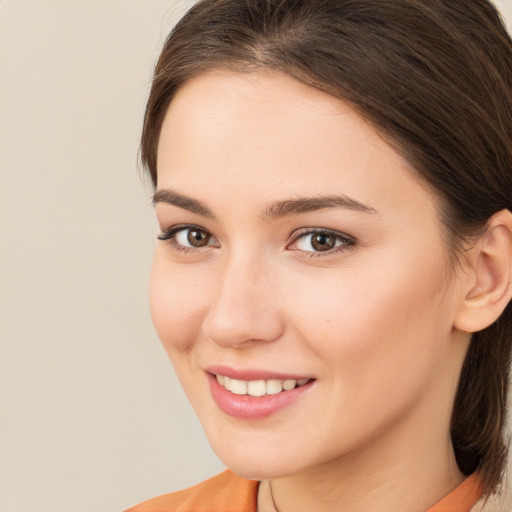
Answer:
[{"left": 201, "top": 252, "right": 285, "bottom": 348}]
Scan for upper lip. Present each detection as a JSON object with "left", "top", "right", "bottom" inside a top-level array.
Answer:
[{"left": 205, "top": 364, "right": 314, "bottom": 381}]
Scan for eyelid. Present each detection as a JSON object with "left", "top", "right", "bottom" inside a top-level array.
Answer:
[
  {"left": 157, "top": 223, "right": 220, "bottom": 249},
  {"left": 157, "top": 224, "right": 355, "bottom": 256},
  {"left": 287, "top": 227, "right": 356, "bottom": 255}
]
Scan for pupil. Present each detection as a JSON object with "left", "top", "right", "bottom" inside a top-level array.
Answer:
[
  {"left": 188, "top": 229, "right": 208, "bottom": 247},
  {"left": 312, "top": 233, "right": 334, "bottom": 251}
]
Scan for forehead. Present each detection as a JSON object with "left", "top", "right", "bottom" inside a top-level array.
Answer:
[{"left": 157, "top": 69, "right": 440, "bottom": 221}]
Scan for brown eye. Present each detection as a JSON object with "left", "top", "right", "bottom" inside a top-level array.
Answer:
[
  {"left": 310, "top": 233, "right": 336, "bottom": 251},
  {"left": 187, "top": 228, "right": 211, "bottom": 247},
  {"left": 157, "top": 225, "right": 218, "bottom": 250},
  {"left": 288, "top": 229, "right": 354, "bottom": 255}
]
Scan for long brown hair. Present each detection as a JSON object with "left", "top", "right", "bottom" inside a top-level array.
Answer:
[{"left": 141, "top": 0, "right": 512, "bottom": 495}]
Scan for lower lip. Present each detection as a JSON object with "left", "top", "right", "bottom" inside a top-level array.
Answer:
[{"left": 207, "top": 373, "right": 315, "bottom": 420}]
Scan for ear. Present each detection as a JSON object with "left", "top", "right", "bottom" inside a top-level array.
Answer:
[{"left": 454, "top": 209, "right": 512, "bottom": 333}]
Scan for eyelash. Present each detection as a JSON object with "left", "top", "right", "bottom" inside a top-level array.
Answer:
[
  {"left": 287, "top": 228, "right": 356, "bottom": 257},
  {"left": 157, "top": 224, "right": 356, "bottom": 257},
  {"left": 157, "top": 224, "right": 217, "bottom": 255}
]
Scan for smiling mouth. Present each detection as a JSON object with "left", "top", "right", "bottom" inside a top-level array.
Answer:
[{"left": 214, "top": 374, "right": 312, "bottom": 397}]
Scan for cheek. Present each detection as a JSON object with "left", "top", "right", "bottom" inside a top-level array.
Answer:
[
  {"left": 280, "top": 261, "right": 455, "bottom": 448},
  {"left": 149, "top": 253, "right": 208, "bottom": 354},
  {"left": 287, "top": 250, "right": 453, "bottom": 391}
]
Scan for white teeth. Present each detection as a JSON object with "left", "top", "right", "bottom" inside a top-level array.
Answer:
[
  {"left": 266, "top": 379, "right": 283, "bottom": 395},
  {"left": 216, "top": 375, "right": 310, "bottom": 396},
  {"left": 283, "top": 379, "right": 296, "bottom": 391},
  {"left": 230, "top": 379, "right": 248, "bottom": 395},
  {"left": 247, "top": 380, "right": 266, "bottom": 397}
]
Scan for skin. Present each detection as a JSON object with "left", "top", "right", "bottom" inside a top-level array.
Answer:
[{"left": 150, "top": 70, "right": 473, "bottom": 512}]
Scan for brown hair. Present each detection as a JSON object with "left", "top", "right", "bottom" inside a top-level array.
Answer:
[{"left": 141, "top": 0, "right": 512, "bottom": 495}]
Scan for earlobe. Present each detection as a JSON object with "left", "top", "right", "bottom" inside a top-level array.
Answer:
[{"left": 454, "top": 209, "right": 512, "bottom": 333}]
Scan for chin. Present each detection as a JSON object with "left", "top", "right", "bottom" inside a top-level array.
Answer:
[
  {"left": 219, "top": 457, "right": 294, "bottom": 481},
  {"left": 206, "top": 432, "right": 313, "bottom": 481}
]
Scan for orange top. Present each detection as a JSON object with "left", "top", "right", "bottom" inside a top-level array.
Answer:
[
  {"left": 125, "top": 470, "right": 482, "bottom": 512},
  {"left": 125, "top": 471, "right": 257, "bottom": 512}
]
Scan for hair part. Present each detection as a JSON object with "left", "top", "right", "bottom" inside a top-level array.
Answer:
[{"left": 141, "top": 0, "right": 512, "bottom": 495}]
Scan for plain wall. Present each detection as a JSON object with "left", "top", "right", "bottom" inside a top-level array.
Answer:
[{"left": 1, "top": 1, "right": 511, "bottom": 511}]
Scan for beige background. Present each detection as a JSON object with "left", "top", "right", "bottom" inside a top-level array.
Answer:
[{"left": 1, "top": 1, "right": 511, "bottom": 511}]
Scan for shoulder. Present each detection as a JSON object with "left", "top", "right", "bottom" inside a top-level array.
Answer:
[
  {"left": 125, "top": 470, "right": 259, "bottom": 512},
  {"left": 426, "top": 473, "right": 483, "bottom": 512}
]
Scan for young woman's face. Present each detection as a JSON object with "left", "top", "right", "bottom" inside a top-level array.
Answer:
[{"left": 150, "top": 70, "right": 470, "bottom": 480}]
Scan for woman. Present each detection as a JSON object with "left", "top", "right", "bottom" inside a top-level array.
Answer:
[{"left": 127, "top": 0, "right": 512, "bottom": 510}]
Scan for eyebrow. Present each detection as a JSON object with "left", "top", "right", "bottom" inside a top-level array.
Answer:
[
  {"left": 153, "top": 188, "right": 377, "bottom": 220},
  {"left": 153, "top": 189, "right": 215, "bottom": 218},
  {"left": 262, "top": 195, "right": 377, "bottom": 220}
]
